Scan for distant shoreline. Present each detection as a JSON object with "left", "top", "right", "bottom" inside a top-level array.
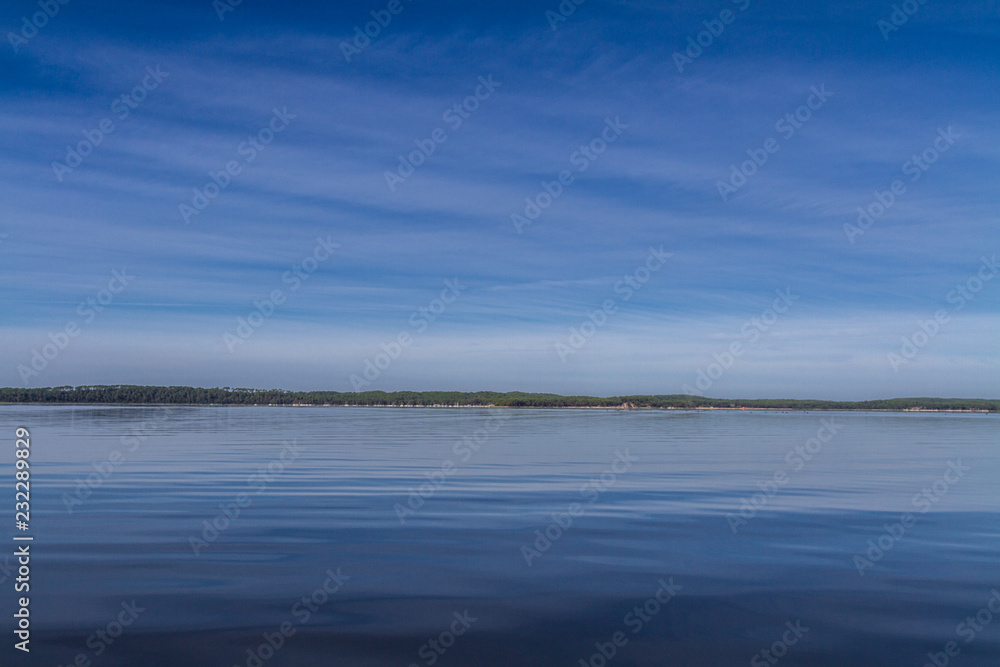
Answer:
[
  {"left": 0, "top": 402, "right": 993, "bottom": 414},
  {"left": 0, "top": 386, "right": 996, "bottom": 412}
]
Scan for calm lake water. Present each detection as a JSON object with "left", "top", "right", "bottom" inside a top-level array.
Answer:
[{"left": 2, "top": 406, "right": 998, "bottom": 666}]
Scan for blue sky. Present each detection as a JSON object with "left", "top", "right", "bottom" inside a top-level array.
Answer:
[{"left": 2, "top": 0, "right": 998, "bottom": 399}]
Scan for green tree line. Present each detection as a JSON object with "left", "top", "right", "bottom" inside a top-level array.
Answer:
[{"left": 0, "top": 386, "right": 996, "bottom": 411}]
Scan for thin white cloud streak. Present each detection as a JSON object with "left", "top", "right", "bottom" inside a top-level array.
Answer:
[{"left": 2, "top": 312, "right": 996, "bottom": 399}]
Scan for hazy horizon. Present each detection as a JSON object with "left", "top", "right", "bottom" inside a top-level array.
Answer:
[{"left": 2, "top": 385, "right": 998, "bottom": 404}]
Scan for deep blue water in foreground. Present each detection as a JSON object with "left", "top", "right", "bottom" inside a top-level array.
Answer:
[{"left": 1, "top": 406, "right": 998, "bottom": 666}]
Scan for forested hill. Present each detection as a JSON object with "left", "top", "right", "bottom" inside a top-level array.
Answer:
[{"left": 0, "top": 386, "right": 996, "bottom": 411}]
